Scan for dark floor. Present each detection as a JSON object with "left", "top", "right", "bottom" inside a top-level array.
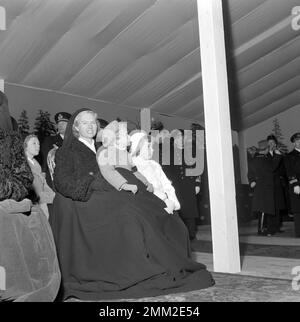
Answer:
[{"left": 67, "top": 273, "right": 300, "bottom": 302}]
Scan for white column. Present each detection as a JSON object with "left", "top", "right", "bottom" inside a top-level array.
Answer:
[
  {"left": 0, "top": 6, "right": 5, "bottom": 92},
  {"left": 197, "top": 0, "right": 241, "bottom": 273},
  {"left": 0, "top": 6, "right": 5, "bottom": 30},
  {"left": 0, "top": 266, "right": 6, "bottom": 291},
  {"left": 0, "top": 6, "right": 6, "bottom": 291},
  {"left": 140, "top": 107, "right": 151, "bottom": 133},
  {"left": 238, "top": 131, "right": 248, "bottom": 184},
  {"left": 0, "top": 6, "right": 6, "bottom": 92}
]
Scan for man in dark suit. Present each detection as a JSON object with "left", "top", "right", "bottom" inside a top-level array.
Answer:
[
  {"left": 161, "top": 130, "right": 202, "bottom": 241},
  {"left": 40, "top": 112, "right": 71, "bottom": 187},
  {"left": 266, "top": 134, "right": 287, "bottom": 232},
  {"left": 284, "top": 132, "right": 300, "bottom": 238},
  {"left": 248, "top": 137, "right": 285, "bottom": 236}
]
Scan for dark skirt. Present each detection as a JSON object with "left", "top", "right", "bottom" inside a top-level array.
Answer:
[{"left": 50, "top": 168, "right": 214, "bottom": 301}]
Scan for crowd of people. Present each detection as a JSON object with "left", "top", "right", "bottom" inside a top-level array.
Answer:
[
  {"left": 247, "top": 134, "right": 300, "bottom": 238},
  {"left": 0, "top": 91, "right": 214, "bottom": 301},
  {"left": 2, "top": 87, "right": 300, "bottom": 301}
]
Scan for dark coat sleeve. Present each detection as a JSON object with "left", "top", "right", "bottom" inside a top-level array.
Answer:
[
  {"left": 247, "top": 158, "right": 256, "bottom": 184},
  {"left": 284, "top": 153, "right": 300, "bottom": 188},
  {"left": 53, "top": 148, "right": 95, "bottom": 202},
  {"left": 271, "top": 154, "right": 284, "bottom": 172},
  {"left": 0, "top": 131, "right": 34, "bottom": 202}
]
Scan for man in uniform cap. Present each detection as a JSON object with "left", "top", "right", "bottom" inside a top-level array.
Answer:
[
  {"left": 40, "top": 112, "right": 71, "bottom": 187},
  {"left": 284, "top": 132, "right": 300, "bottom": 237},
  {"left": 266, "top": 134, "right": 278, "bottom": 155}
]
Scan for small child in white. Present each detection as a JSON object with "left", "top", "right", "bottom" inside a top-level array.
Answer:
[{"left": 130, "top": 132, "right": 180, "bottom": 214}]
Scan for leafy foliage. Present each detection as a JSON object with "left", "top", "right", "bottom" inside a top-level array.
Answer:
[
  {"left": 271, "top": 118, "right": 289, "bottom": 154},
  {"left": 34, "top": 110, "right": 56, "bottom": 143},
  {"left": 17, "top": 110, "right": 30, "bottom": 138}
]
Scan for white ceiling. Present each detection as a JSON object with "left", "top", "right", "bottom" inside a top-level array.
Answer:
[{"left": 0, "top": 0, "right": 299, "bottom": 130}]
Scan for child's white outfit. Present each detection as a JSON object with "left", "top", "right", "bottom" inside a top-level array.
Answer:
[{"left": 132, "top": 155, "right": 180, "bottom": 214}]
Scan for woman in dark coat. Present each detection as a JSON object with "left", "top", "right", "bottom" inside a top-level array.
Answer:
[
  {"left": 0, "top": 91, "right": 33, "bottom": 202},
  {"left": 50, "top": 108, "right": 214, "bottom": 301}
]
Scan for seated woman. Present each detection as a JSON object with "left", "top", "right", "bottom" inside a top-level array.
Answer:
[
  {"left": 24, "top": 134, "right": 55, "bottom": 219},
  {"left": 130, "top": 132, "right": 180, "bottom": 214},
  {"left": 0, "top": 91, "right": 60, "bottom": 302},
  {"left": 0, "top": 97, "right": 33, "bottom": 203},
  {"left": 97, "top": 120, "right": 153, "bottom": 195},
  {"left": 51, "top": 108, "right": 214, "bottom": 301}
]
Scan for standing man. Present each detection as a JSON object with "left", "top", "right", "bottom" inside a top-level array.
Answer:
[
  {"left": 40, "top": 112, "right": 71, "bottom": 187},
  {"left": 266, "top": 134, "right": 287, "bottom": 232},
  {"left": 284, "top": 132, "right": 300, "bottom": 238},
  {"left": 162, "top": 129, "right": 202, "bottom": 241},
  {"left": 248, "top": 138, "right": 284, "bottom": 236}
]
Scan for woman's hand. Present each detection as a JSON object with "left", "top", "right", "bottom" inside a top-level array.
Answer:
[{"left": 250, "top": 181, "right": 256, "bottom": 189}]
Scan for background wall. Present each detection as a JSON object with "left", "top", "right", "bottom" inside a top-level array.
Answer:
[
  {"left": 7, "top": 81, "right": 298, "bottom": 154},
  {"left": 5, "top": 83, "right": 195, "bottom": 132}
]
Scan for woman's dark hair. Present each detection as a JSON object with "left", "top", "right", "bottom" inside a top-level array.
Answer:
[{"left": 0, "top": 90, "right": 13, "bottom": 131}]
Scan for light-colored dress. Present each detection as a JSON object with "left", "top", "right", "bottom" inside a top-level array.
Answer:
[
  {"left": 97, "top": 147, "right": 149, "bottom": 190},
  {"left": 27, "top": 157, "right": 55, "bottom": 219}
]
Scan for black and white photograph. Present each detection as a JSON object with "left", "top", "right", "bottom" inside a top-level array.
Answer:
[{"left": 0, "top": 0, "right": 300, "bottom": 310}]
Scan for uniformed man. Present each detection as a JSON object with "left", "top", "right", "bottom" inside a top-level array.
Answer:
[
  {"left": 266, "top": 134, "right": 287, "bottom": 231},
  {"left": 248, "top": 138, "right": 285, "bottom": 236},
  {"left": 161, "top": 129, "right": 202, "bottom": 241},
  {"left": 40, "top": 112, "right": 71, "bottom": 187},
  {"left": 284, "top": 132, "right": 300, "bottom": 238}
]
